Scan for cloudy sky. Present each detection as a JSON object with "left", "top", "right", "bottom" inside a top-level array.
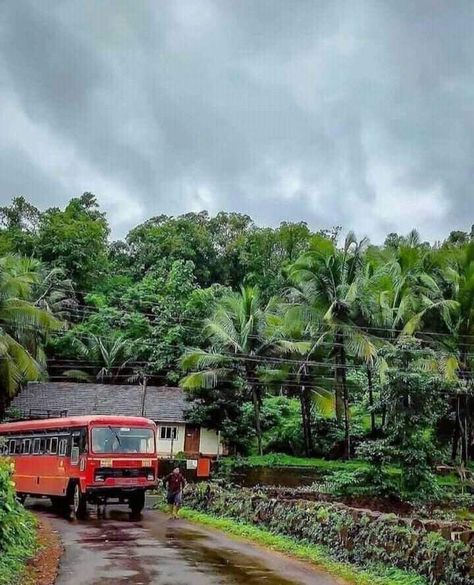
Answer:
[{"left": 0, "top": 1, "right": 473, "bottom": 242}]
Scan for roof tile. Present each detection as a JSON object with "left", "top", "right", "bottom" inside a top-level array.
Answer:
[{"left": 10, "top": 382, "right": 189, "bottom": 423}]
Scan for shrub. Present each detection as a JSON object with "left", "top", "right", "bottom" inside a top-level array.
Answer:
[{"left": 0, "top": 457, "right": 37, "bottom": 585}]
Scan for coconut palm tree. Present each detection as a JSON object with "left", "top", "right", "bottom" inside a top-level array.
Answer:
[
  {"left": 65, "top": 333, "right": 134, "bottom": 383},
  {"left": 0, "top": 255, "right": 62, "bottom": 416},
  {"left": 180, "top": 286, "right": 307, "bottom": 455},
  {"left": 402, "top": 242, "right": 474, "bottom": 462},
  {"left": 258, "top": 303, "right": 334, "bottom": 456},
  {"left": 289, "top": 233, "right": 377, "bottom": 458}
]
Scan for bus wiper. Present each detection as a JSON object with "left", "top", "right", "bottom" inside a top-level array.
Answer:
[{"left": 108, "top": 426, "right": 121, "bottom": 448}]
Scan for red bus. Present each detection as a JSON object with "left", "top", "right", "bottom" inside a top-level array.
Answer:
[{"left": 0, "top": 415, "right": 157, "bottom": 518}]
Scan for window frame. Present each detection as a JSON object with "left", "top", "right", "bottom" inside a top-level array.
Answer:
[
  {"left": 58, "top": 438, "right": 68, "bottom": 457},
  {"left": 160, "top": 426, "right": 178, "bottom": 440},
  {"left": 49, "top": 437, "right": 58, "bottom": 455},
  {"left": 21, "top": 438, "right": 31, "bottom": 455},
  {"left": 33, "top": 438, "right": 41, "bottom": 455},
  {"left": 8, "top": 439, "right": 16, "bottom": 455}
]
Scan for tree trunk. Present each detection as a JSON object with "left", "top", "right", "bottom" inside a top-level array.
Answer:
[
  {"left": 300, "top": 385, "right": 313, "bottom": 457},
  {"left": 334, "top": 351, "right": 344, "bottom": 424},
  {"left": 0, "top": 389, "right": 8, "bottom": 421},
  {"left": 451, "top": 396, "right": 461, "bottom": 462},
  {"left": 252, "top": 387, "right": 263, "bottom": 456},
  {"left": 367, "top": 365, "right": 376, "bottom": 436},
  {"left": 458, "top": 348, "right": 471, "bottom": 465},
  {"left": 335, "top": 332, "right": 351, "bottom": 459}
]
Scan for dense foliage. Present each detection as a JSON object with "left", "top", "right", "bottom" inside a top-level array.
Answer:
[
  {"left": 0, "top": 456, "right": 37, "bottom": 585},
  {"left": 0, "top": 195, "right": 473, "bottom": 498}
]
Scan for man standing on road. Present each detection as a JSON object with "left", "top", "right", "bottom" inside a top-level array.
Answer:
[{"left": 162, "top": 467, "right": 186, "bottom": 519}]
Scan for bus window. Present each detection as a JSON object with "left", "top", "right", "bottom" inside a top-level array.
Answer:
[
  {"left": 71, "top": 433, "right": 81, "bottom": 465},
  {"left": 8, "top": 439, "right": 16, "bottom": 455},
  {"left": 22, "top": 439, "right": 31, "bottom": 454},
  {"left": 33, "top": 438, "right": 40, "bottom": 454},
  {"left": 59, "top": 439, "right": 67, "bottom": 457},
  {"left": 40, "top": 438, "right": 46, "bottom": 454},
  {"left": 15, "top": 440, "right": 21, "bottom": 454},
  {"left": 49, "top": 438, "right": 58, "bottom": 454}
]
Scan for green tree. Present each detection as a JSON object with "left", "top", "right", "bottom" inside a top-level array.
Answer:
[
  {"left": 290, "top": 233, "right": 377, "bottom": 458},
  {"left": 239, "top": 222, "right": 312, "bottom": 299},
  {"left": 380, "top": 338, "right": 447, "bottom": 495},
  {"left": 0, "top": 255, "right": 62, "bottom": 416},
  {"left": 64, "top": 332, "right": 135, "bottom": 383},
  {"left": 36, "top": 193, "right": 109, "bottom": 290},
  {"left": 126, "top": 212, "right": 217, "bottom": 286},
  {"left": 403, "top": 242, "right": 474, "bottom": 462},
  {"left": 0, "top": 196, "right": 41, "bottom": 256},
  {"left": 180, "top": 286, "right": 306, "bottom": 455}
]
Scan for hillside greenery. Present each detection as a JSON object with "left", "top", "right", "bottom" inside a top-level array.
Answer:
[{"left": 0, "top": 194, "right": 473, "bottom": 500}]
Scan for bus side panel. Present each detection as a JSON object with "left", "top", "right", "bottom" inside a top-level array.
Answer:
[{"left": 13, "top": 455, "right": 70, "bottom": 496}]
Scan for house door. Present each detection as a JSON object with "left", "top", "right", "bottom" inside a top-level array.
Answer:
[{"left": 184, "top": 425, "right": 200, "bottom": 454}]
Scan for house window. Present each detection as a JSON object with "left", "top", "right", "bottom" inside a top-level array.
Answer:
[{"left": 160, "top": 426, "right": 178, "bottom": 440}]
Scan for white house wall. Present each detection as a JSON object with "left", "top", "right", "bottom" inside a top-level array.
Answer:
[
  {"left": 199, "top": 428, "right": 222, "bottom": 456},
  {"left": 156, "top": 423, "right": 185, "bottom": 457},
  {"left": 156, "top": 423, "right": 224, "bottom": 457}
]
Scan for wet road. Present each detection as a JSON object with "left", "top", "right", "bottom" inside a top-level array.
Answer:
[{"left": 28, "top": 500, "right": 340, "bottom": 585}]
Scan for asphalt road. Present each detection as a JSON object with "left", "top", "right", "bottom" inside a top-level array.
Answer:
[{"left": 28, "top": 500, "right": 341, "bottom": 585}]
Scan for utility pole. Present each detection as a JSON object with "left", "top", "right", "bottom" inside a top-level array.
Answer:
[
  {"left": 140, "top": 374, "right": 148, "bottom": 417},
  {"left": 216, "top": 430, "right": 221, "bottom": 461}
]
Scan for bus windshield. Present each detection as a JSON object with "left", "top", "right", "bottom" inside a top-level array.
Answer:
[{"left": 91, "top": 426, "right": 155, "bottom": 454}]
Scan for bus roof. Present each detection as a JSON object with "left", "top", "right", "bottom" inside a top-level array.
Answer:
[{"left": 0, "top": 415, "right": 156, "bottom": 434}]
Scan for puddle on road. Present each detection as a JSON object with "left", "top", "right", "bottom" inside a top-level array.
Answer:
[{"left": 161, "top": 524, "right": 304, "bottom": 585}]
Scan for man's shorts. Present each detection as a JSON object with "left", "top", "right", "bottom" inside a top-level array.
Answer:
[{"left": 167, "top": 491, "right": 182, "bottom": 506}]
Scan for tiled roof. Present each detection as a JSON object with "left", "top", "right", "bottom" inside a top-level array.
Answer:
[{"left": 10, "top": 382, "right": 188, "bottom": 423}]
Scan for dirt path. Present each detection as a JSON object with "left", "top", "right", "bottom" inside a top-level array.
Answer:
[{"left": 27, "top": 500, "right": 340, "bottom": 585}]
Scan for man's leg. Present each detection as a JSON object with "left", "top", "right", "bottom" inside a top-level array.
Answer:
[
  {"left": 174, "top": 492, "right": 182, "bottom": 518},
  {"left": 167, "top": 492, "right": 174, "bottom": 518}
]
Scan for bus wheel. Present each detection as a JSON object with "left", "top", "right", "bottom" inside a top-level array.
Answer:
[
  {"left": 73, "top": 484, "right": 87, "bottom": 520},
  {"left": 129, "top": 491, "right": 145, "bottom": 516},
  {"left": 17, "top": 493, "right": 27, "bottom": 505}
]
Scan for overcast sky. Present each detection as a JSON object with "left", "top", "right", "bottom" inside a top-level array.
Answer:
[{"left": 0, "top": 1, "right": 473, "bottom": 242}]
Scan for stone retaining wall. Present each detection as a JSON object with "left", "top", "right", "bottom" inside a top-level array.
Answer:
[{"left": 185, "top": 483, "right": 474, "bottom": 584}]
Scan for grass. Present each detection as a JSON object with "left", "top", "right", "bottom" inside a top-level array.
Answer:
[
  {"left": 220, "top": 453, "right": 370, "bottom": 471},
  {"left": 0, "top": 531, "right": 37, "bottom": 585},
  {"left": 219, "top": 454, "right": 468, "bottom": 492},
  {"left": 175, "top": 507, "right": 426, "bottom": 585}
]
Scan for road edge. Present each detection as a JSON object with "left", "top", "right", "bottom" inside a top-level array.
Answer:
[
  {"left": 21, "top": 516, "right": 63, "bottom": 585},
  {"left": 172, "top": 506, "right": 426, "bottom": 585}
]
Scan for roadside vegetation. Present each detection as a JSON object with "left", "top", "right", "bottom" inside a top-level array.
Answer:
[
  {"left": 0, "top": 457, "right": 37, "bottom": 585},
  {"left": 178, "top": 483, "right": 472, "bottom": 584},
  {"left": 177, "top": 507, "right": 425, "bottom": 585}
]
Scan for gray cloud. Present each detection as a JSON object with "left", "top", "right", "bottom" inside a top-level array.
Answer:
[{"left": 0, "top": 0, "right": 472, "bottom": 241}]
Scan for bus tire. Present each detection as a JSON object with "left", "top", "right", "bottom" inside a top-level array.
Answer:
[
  {"left": 17, "top": 493, "right": 27, "bottom": 505},
  {"left": 72, "top": 483, "right": 87, "bottom": 520},
  {"left": 129, "top": 491, "right": 145, "bottom": 515}
]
